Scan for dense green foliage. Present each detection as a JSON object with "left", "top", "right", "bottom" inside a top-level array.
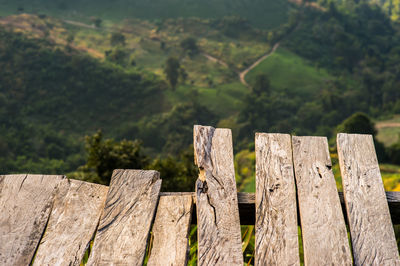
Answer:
[
  {"left": 237, "top": 1, "right": 400, "bottom": 145},
  {"left": 0, "top": 0, "right": 292, "bottom": 28},
  {"left": 77, "top": 130, "right": 197, "bottom": 191},
  {"left": 284, "top": 2, "right": 400, "bottom": 112},
  {"left": 1, "top": 0, "right": 400, "bottom": 183},
  {"left": 0, "top": 28, "right": 164, "bottom": 173},
  {"left": 79, "top": 130, "right": 149, "bottom": 184}
]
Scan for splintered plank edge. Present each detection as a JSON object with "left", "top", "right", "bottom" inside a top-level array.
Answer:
[
  {"left": 33, "top": 179, "right": 108, "bottom": 266},
  {"left": 255, "top": 133, "right": 299, "bottom": 265},
  {"left": 337, "top": 133, "right": 400, "bottom": 265},
  {"left": 147, "top": 194, "right": 193, "bottom": 266},
  {"left": 0, "top": 174, "right": 65, "bottom": 265},
  {"left": 194, "top": 125, "right": 243, "bottom": 266},
  {"left": 292, "top": 136, "right": 352, "bottom": 265},
  {"left": 87, "top": 169, "right": 161, "bottom": 266}
]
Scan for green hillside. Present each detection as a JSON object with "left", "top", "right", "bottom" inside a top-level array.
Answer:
[
  {"left": 245, "top": 48, "right": 333, "bottom": 98},
  {"left": 2, "top": 2, "right": 400, "bottom": 264},
  {"left": 376, "top": 115, "right": 400, "bottom": 147},
  {"left": 1, "top": 0, "right": 400, "bottom": 186}
]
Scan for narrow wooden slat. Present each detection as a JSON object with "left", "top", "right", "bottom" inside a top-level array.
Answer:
[
  {"left": 87, "top": 169, "right": 162, "bottom": 265},
  {"left": 147, "top": 195, "right": 193, "bottom": 266},
  {"left": 194, "top": 125, "right": 243, "bottom": 265},
  {"left": 0, "top": 174, "right": 65, "bottom": 265},
  {"left": 255, "top": 133, "right": 299, "bottom": 265},
  {"left": 337, "top": 134, "right": 400, "bottom": 265},
  {"left": 292, "top": 136, "right": 352, "bottom": 265},
  {"left": 33, "top": 179, "right": 108, "bottom": 266}
]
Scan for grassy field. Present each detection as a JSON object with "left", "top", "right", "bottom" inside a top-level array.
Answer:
[
  {"left": 376, "top": 115, "right": 400, "bottom": 147},
  {"left": 245, "top": 48, "right": 333, "bottom": 98},
  {"left": 165, "top": 81, "right": 247, "bottom": 117}
]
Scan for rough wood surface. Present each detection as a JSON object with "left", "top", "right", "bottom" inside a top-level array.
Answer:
[
  {"left": 147, "top": 195, "right": 193, "bottom": 266},
  {"left": 33, "top": 179, "right": 108, "bottom": 266},
  {"left": 292, "top": 136, "right": 352, "bottom": 266},
  {"left": 194, "top": 125, "right": 243, "bottom": 266},
  {"left": 255, "top": 133, "right": 299, "bottom": 266},
  {"left": 87, "top": 169, "right": 162, "bottom": 266},
  {"left": 337, "top": 133, "right": 400, "bottom": 265},
  {"left": 0, "top": 174, "right": 65, "bottom": 265}
]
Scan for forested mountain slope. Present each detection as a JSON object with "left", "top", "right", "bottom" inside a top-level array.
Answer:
[
  {"left": 0, "top": 1, "right": 400, "bottom": 191},
  {"left": 0, "top": 0, "right": 293, "bottom": 28},
  {"left": 0, "top": 28, "right": 166, "bottom": 172}
]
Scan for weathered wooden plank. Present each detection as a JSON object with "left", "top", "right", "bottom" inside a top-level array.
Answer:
[
  {"left": 194, "top": 125, "right": 243, "bottom": 266},
  {"left": 0, "top": 174, "right": 65, "bottom": 265},
  {"left": 87, "top": 169, "right": 162, "bottom": 265},
  {"left": 33, "top": 179, "right": 108, "bottom": 266},
  {"left": 337, "top": 134, "right": 400, "bottom": 265},
  {"left": 292, "top": 136, "right": 352, "bottom": 266},
  {"left": 147, "top": 195, "right": 193, "bottom": 266},
  {"left": 255, "top": 133, "right": 299, "bottom": 265}
]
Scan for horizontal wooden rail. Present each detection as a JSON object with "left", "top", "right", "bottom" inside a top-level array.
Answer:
[{"left": 160, "top": 191, "right": 400, "bottom": 225}]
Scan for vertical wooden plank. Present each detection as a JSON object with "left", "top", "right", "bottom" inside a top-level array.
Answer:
[
  {"left": 0, "top": 174, "right": 65, "bottom": 265},
  {"left": 147, "top": 195, "right": 193, "bottom": 266},
  {"left": 255, "top": 133, "right": 299, "bottom": 265},
  {"left": 292, "top": 136, "right": 352, "bottom": 266},
  {"left": 87, "top": 169, "right": 161, "bottom": 266},
  {"left": 337, "top": 134, "right": 400, "bottom": 265},
  {"left": 33, "top": 179, "right": 108, "bottom": 266},
  {"left": 193, "top": 125, "right": 243, "bottom": 266}
]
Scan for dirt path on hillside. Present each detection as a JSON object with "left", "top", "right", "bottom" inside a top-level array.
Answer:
[
  {"left": 64, "top": 20, "right": 97, "bottom": 30},
  {"left": 63, "top": 19, "right": 115, "bottom": 32},
  {"left": 202, "top": 53, "right": 228, "bottom": 68},
  {"left": 239, "top": 42, "right": 280, "bottom": 87},
  {"left": 64, "top": 18, "right": 283, "bottom": 87},
  {"left": 63, "top": 18, "right": 281, "bottom": 87},
  {"left": 376, "top": 122, "right": 400, "bottom": 129}
]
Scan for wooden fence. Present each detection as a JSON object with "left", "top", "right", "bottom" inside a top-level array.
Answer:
[{"left": 0, "top": 125, "right": 399, "bottom": 265}]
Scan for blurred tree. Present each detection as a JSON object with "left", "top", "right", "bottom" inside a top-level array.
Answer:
[
  {"left": 147, "top": 146, "right": 197, "bottom": 192},
  {"left": 66, "top": 33, "right": 75, "bottom": 46},
  {"left": 164, "top": 57, "right": 180, "bottom": 89},
  {"left": 79, "top": 131, "right": 197, "bottom": 191},
  {"left": 105, "top": 48, "right": 129, "bottom": 66},
  {"left": 91, "top": 17, "right": 102, "bottom": 28},
  {"left": 110, "top": 32, "right": 126, "bottom": 47},
  {"left": 336, "top": 112, "right": 387, "bottom": 161},
  {"left": 336, "top": 112, "right": 376, "bottom": 136},
  {"left": 81, "top": 130, "right": 149, "bottom": 184},
  {"left": 252, "top": 74, "right": 271, "bottom": 96},
  {"left": 180, "top": 37, "right": 199, "bottom": 56},
  {"left": 387, "top": 139, "right": 400, "bottom": 165}
]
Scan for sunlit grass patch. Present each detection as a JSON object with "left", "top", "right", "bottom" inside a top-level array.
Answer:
[{"left": 246, "top": 48, "right": 333, "bottom": 98}]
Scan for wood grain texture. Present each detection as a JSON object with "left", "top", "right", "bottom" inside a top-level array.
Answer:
[
  {"left": 292, "top": 136, "right": 352, "bottom": 266},
  {"left": 255, "top": 133, "right": 299, "bottom": 266},
  {"left": 87, "top": 169, "right": 162, "bottom": 266},
  {"left": 337, "top": 133, "right": 400, "bottom": 266},
  {"left": 0, "top": 174, "right": 65, "bottom": 265},
  {"left": 194, "top": 125, "right": 243, "bottom": 266},
  {"left": 33, "top": 179, "right": 108, "bottom": 266},
  {"left": 147, "top": 195, "right": 193, "bottom": 266}
]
